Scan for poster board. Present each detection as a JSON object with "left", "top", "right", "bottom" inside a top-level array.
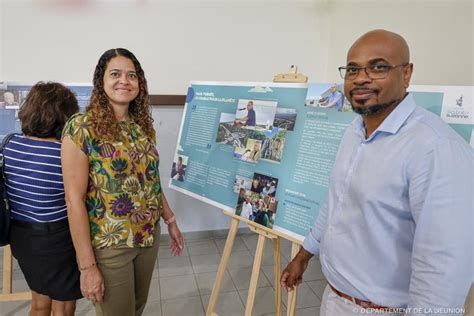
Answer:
[
  {"left": 409, "top": 85, "right": 473, "bottom": 145},
  {"left": 0, "top": 82, "right": 92, "bottom": 141},
  {"left": 169, "top": 81, "right": 355, "bottom": 241},
  {"left": 169, "top": 82, "right": 473, "bottom": 241}
]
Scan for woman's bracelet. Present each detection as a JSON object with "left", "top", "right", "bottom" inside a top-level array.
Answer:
[
  {"left": 164, "top": 215, "right": 176, "bottom": 225},
  {"left": 79, "top": 262, "right": 96, "bottom": 271}
]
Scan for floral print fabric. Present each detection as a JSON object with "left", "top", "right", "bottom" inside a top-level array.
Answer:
[{"left": 63, "top": 113, "right": 163, "bottom": 249}]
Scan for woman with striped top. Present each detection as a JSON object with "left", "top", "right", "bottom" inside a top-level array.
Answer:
[{"left": 3, "top": 82, "right": 80, "bottom": 316}]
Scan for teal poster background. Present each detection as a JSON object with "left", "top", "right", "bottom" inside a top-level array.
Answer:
[
  {"left": 169, "top": 82, "right": 354, "bottom": 240},
  {"left": 170, "top": 82, "right": 473, "bottom": 240},
  {"left": 0, "top": 82, "right": 92, "bottom": 141}
]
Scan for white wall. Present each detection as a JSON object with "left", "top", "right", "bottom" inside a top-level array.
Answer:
[
  {"left": 0, "top": 0, "right": 327, "bottom": 93},
  {"left": 324, "top": 0, "right": 473, "bottom": 86},
  {"left": 1, "top": 0, "right": 472, "bottom": 232}
]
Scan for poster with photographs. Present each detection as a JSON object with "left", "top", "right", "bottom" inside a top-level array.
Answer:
[
  {"left": 171, "top": 154, "right": 188, "bottom": 182},
  {"left": 169, "top": 81, "right": 353, "bottom": 240},
  {"left": 0, "top": 82, "right": 92, "bottom": 141},
  {"left": 235, "top": 173, "right": 279, "bottom": 228},
  {"left": 169, "top": 81, "right": 472, "bottom": 240}
]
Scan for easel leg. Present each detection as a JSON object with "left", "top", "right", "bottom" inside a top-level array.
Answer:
[
  {"left": 286, "top": 243, "right": 301, "bottom": 316},
  {"left": 245, "top": 234, "right": 266, "bottom": 316},
  {"left": 0, "top": 246, "right": 32, "bottom": 302},
  {"left": 273, "top": 238, "right": 282, "bottom": 316},
  {"left": 3, "top": 245, "right": 12, "bottom": 295},
  {"left": 206, "top": 217, "right": 239, "bottom": 316}
]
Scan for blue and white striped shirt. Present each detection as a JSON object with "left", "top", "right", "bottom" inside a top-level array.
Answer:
[{"left": 4, "top": 136, "right": 67, "bottom": 222}]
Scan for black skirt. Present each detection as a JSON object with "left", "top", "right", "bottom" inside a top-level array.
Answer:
[{"left": 10, "top": 219, "right": 82, "bottom": 301}]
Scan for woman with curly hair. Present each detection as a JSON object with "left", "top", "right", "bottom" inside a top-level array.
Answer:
[{"left": 61, "top": 48, "right": 184, "bottom": 316}]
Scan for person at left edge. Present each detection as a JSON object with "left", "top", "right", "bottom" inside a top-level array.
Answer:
[
  {"left": 61, "top": 48, "right": 184, "bottom": 316},
  {"left": 4, "top": 82, "right": 81, "bottom": 316}
]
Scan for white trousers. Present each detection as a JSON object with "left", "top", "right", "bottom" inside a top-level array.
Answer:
[{"left": 319, "top": 285, "right": 402, "bottom": 316}]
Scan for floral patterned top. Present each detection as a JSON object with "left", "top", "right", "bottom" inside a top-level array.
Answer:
[{"left": 63, "top": 113, "right": 163, "bottom": 249}]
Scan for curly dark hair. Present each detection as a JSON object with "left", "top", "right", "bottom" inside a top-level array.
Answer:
[
  {"left": 18, "top": 81, "right": 79, "bottom": 140},
  {"left": 86, "top": 48, "right": 155, "bottom": 142}
]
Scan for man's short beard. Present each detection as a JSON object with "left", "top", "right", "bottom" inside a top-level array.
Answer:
[{"left": 351, "top": 100, "right": 399, "bottom": 116}]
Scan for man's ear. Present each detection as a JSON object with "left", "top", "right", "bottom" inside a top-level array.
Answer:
[{"left": 403, "top": 63, "right": 413, "bottom": 89}]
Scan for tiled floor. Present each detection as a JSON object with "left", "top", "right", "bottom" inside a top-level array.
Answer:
[{"left": 0, "top": 229, "right": 327, "bottom": 315}]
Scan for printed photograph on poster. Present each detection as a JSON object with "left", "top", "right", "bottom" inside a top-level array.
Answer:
[
  {"left": 233, "top": 175, "right": 252, "bottom": 193},
  {"left": 234, "top": 138, "right": 262, "bottom": 163},
  {"left": 235, "top": 190, "right": 278, "bottom": 228},
  {"left": 215, "top": 112, "right": 241, "bottom": 146},
  {"left": 0, "top": 88, "right": 30, "bottom": 134},
  {"left": 234, "top": 99, "right": 278, "bottom": 131},
  {"left": 261, "top": 128, "right": 286, "bottom": 163},
  {"left": 235, "top": 189, "right": 258, "bottom": 220},
  {"left": 0, "top": 90, "right": 21, "bottom": 109},
  {"left": 305, "top": 83, "right": 351, "bottom": 112},
  {"left": 236, "top": 172, "right": 279, "bottom": 228},
  {"left": 251, "top": 173, "right": 278, "bottom": 196},
  {"left": 216, "top": 116, "right": 265, "bottom": 149},
  {"left": 273, "top": 108, "right": 297, "bottom": 131},
  {"left": 171, "top": 154, "right": 188, "bottom": 182}
]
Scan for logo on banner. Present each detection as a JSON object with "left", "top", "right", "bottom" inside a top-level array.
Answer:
[
  {"left": 439, "top": 87, "right": 473, "bottom": 125},
  {"left": 445, "top": 94, "right": 470, "bottom": 120}
]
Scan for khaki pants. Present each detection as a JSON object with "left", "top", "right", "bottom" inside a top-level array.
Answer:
[{"left": 93, "top": 235, "right": 160, "bottom": 316}]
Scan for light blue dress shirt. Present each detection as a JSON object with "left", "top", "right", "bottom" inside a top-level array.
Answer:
[{"left": 303, "top": 94, "right": 473, "bottom": 312}]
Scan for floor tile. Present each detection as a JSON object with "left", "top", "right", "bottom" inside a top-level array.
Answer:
[
  {"left": 306, "top": 280, "right": 328, "bottom": 300},
  {"left": 0, "top": 300, "right": 31, "bottom": 316},
  {"left": 258, "top": 248, "right": 289, "bottom": 266},
  {"left": 201, "top": 290, "right": 245, "bottom": 316},
  {"left": 281, "top": 245, "right": 295, "bottom": 262},
  {"left": 261, "top": 263, "right": 288, "bottom": 287},
  {"left": 158, "top": 243, "right": 188, "bottom": 259},
  {"left": 159, "top": 274, "right": 199, "bottom": 300},
  {"left": 238, "top": 286, "right": 286, "bottom": 315},
  {"left": 296, "top": 306, "right": 321, "bottom": 316},
  {"left": 147, "top": 277, "right": 160, "bottom": 302},
  {"left": 190, "top": 253, "right": 222, "bottom": 274},
  {"left": 142, "top": 299, "right": 162, "bottom": 316},
  {"left": 215, "top": 236, "right": 247, "bottom": 253},
  {"left": 187, "top": 239, "right": 219, "bottom": 256},
  {"left": 227, "top": 250, "right": 254, "bottom": 269},
  {"left": 262, "top": 306, "right": 320, "bottom": 316},
  {"left": 158, "top": 255, "right": 193, "bottom": 277},
  {"left": 183, "top": 231, "right": 214, "bottom": 241},
  {"left": 282, "top": 282, "right": 321, "bottom": 309},
  {"left": 195, "top": 270, "right": 236, "bottom": 295},
  {"left": 75, "top": 305, "right": 96, "bottom": 316},
  {"left": 228, "top": 267, "right": 271, "bottom": 290},
  {"left": 76, "top": 298, "right": 94, "bottom": 312},
  {"left": 303, "top": 259, "right": 325, "bottom": 281},
  {"left": 241, "top": 234, "right": 258, "bottom": 251},
  {"left": 161, "top": 296, "right": 204, "bottom": 316}
]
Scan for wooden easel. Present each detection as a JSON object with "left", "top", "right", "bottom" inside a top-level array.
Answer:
[
  {"left": 0, "top": 245, "right": 31, "bottom": 302},
  {"left": 206, "top": 67, "right": 307, "bottom": 316}
]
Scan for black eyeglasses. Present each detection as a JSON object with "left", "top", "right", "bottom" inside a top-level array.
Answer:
[{"left": 338, "top": 64, "right": 408, "bottom": 80}]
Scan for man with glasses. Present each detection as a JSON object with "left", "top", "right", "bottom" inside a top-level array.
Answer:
[{"left": 281, "top": 29, "right": 472, "bottom": 315}]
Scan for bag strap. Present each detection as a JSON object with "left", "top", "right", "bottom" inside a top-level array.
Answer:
[{"left": 0, "top": 133, "right": 20, "bottom": 175}]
